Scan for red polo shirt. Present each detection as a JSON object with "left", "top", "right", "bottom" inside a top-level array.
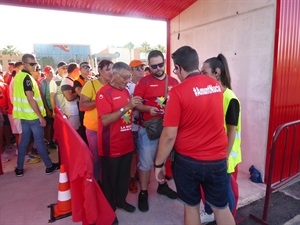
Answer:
[{"left": 96, "top": 84, "right": 134, "bottom": 157}]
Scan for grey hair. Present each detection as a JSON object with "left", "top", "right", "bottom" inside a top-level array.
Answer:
[{"left": 112, "top": 62, "right": 131, "bottom": 73}]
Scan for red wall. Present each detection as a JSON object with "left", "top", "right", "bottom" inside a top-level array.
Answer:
[{"left": 265, "top": 0, "right": 300, "bottom": 182}]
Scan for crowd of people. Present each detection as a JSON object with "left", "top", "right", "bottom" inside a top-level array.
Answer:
[{"left": 0, "top": 47, "right": 241, "bottom": 225}]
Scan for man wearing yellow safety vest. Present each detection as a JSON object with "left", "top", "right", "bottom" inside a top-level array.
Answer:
[{"left": 13, "top": 53, "right": 59, "bottom": 177}]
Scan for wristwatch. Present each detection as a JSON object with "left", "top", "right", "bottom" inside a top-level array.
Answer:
[{"left": 119, "top": 107, "right": 125, "bottom": 115}]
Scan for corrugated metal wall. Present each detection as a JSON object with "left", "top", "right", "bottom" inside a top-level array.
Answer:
[{"left": 265, "top": 0, "right": 300, "bottom": 182}]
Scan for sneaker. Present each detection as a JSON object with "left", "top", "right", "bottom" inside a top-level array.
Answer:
[
  {"left": 25, "top": 155, "right": 41, "bottom": 164},
  {"left": 138, "top": 191, "right": 149, "bottom": 212},
  {"left": 45, "top": 162, "right": 60, "bottom": 175},
  {"left": 1, "top": 151, "right": 15, "bottom": 158},
  {"left": 200, "top": 210, "right": 215, "bottom": 223},
  {"left": 14, "top": 168, "right": 24, "bottom": 177},
  {"left": 116, "top": 202, "right": 136, "bottom": 213},
  {"left": 28, "top": 152, "right": 41, "bottom": 159},
  {"left": 47, "top": 141, "right": 57, "bottom": 149},
  {"left": 157, "top": 183, "right": 177, "bottom": 199}
]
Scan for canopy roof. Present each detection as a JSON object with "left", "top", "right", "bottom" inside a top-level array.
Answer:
[{"left": 0, "top": 0, "right": 197, "bottom": 20}]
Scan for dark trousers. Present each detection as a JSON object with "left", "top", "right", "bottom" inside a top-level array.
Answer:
[{"left": 101, "top": 152, "right": 133, "bottom": 211}]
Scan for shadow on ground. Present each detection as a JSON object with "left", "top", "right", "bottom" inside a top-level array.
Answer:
[{"left": 207, "top": 181, "right": 300, "bottom": 225}]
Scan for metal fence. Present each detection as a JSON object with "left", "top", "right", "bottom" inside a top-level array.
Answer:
[{"left": 249, "top": 119, "right": 300, "bottom": 225}]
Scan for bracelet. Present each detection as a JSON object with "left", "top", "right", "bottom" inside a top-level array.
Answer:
[{"left": 154, "top": 162, "right": 164, "bottom": 168}]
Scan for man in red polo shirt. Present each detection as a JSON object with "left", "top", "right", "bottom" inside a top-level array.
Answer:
[
  {"left": 134, "top": 50, "right": 179, "bottom": 212},
  {"left": 154, "top": 46, "right": 235, "bottom": 225},
  {"left": 96, "top": 62, "right": 143, "bottom": 223}
]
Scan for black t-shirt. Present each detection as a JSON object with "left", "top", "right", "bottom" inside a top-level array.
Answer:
[
  {"left": 225, "top": 99, "right": 240, "bottom": 126},
  {"left": 73, "top": 75, "right": 84, "bottom": 90},
  {"left": 22, "top": 69, "right": 34, "bottom": 93}
]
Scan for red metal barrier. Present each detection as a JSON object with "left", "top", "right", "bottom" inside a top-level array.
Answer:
[{"left": 249, "top": 119, "right": 300, "bottom": 225}]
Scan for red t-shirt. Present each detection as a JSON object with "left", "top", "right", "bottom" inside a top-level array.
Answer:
[
  {"left": 0, "top": 82, "right": 8, "bottom": 111},
  {"left": 164, "top": 73, "right": 228, "bottom": 161},
  {"left": 96, "top": 84, "right": 134, "bottom": 157},
  {"left": 134, "top": 74, "right": 179, "bottom": 121}
]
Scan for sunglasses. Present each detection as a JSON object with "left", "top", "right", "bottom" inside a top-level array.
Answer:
[
  {"left": 150, "top": 62, "right": 164, "bottom": 70},
  {"left": 25, "top": 62, "right": 37, "bottom": 66},
  {"left": 81, "top": 65, "right": 90, "bottom": 69},
  {"left": 133, "top": 66, "right": 144, "bottom": 71}
]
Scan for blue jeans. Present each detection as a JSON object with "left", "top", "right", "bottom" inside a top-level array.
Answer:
[
  {"left": 86, "top": 129, "right": 101, "bottom": 181},
  {"left": 17, "top": 119, "right": 53, "bottom": 169},
  {"left": 137, "top": 127, "right": 159, "bottom": 171},
  {"left": 204, "top": 173, "right": 235, "bottom": 214},
  {"left": 172, "top": 152, "right": 228, "bottom": 208}
]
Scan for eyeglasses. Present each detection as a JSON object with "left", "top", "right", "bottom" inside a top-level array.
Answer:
[
  {"left": 115, "top": 72, "right": 132, "bottom": 81},
  {"left": 81, "top": 65, "right": 90, "bottom": 69},
  {"left": 25, "top": 62, "right": 37, "bottom": 67},
  {"left": 149, "top": 62, "right": 164, "bottom": 70},
  {"left": 132, "top": 66, "right": 144, "bottom": 71}
]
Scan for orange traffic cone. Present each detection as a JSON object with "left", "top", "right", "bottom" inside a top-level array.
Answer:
[{"left": 48, "top": 164, "right": 72, "bottom": 223}]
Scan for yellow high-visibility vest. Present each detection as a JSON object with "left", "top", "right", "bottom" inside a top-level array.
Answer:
[
  {"left": 224, "top": 88, "right": 242, "bottom": 173},
  {"left": 13, "top": 71, "right": 46, "bottom": 120}
]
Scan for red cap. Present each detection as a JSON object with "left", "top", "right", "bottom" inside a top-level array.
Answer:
[{"left": 44, "top": 66, "right": 53, "bottom": 74}]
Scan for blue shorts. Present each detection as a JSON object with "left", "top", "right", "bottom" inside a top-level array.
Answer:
[
  {"left": 137, "top": 127, "right": 159, "bottom": 171},
  {"left": 172, "top": 152, "right": 228, "bottom": 208}
]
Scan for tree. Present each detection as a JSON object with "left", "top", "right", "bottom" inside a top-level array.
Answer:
[
  {"left": 124, "top": 42, "right": 135, "bottom": 61},
  {"left": 2, "top": 45, "right": 21, "bottom": 58},
  {"left": 139, "top": 42, "right": 151, "bottom": 54},
  {"left": 154, "top": 44, "right": 166, "bottom": 53}
]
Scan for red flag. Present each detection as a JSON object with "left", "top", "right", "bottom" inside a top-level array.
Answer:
[
  {"left": 54, "top": 107, "right": 115, "bottom": 225},
  {"left": 54, "top": 45, "right": 70, "bottom": 52}
]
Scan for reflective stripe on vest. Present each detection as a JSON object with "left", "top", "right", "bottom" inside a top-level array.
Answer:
[
  {"left": 223, "top": 88, "right": 242, "bottom": 173},
  {"left": 12, "top": 71, "right": 46, "bottom": 120}
]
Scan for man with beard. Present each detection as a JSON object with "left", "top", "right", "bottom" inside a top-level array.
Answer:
[{"left": 133, "top": 50, "right": 179, "bottom": 212}]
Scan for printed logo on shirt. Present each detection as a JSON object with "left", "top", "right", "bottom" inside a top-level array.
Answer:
[
  {"left": 26, "top": 80, "right": 32, "bottom": 87},
  {"left": 113, "top": 96, "right": 121, "bottom": 100},
  {"left": 122, "top": 110, "right": 132, "bottom": 124},
  {"left": 193, "top": 84, "right": 221, "bottom": 97},
  {"left": 98, "top": 94, "right": 103, "bottom": 99},
  {"left": 120, "top": 110, "right": 132, "bottom": 132},
  {"left": 156, "top": 96, "right": 166, "bottom": 108},
  {"left": 150, "top": 84, "right": 158, "bottom": 87}
]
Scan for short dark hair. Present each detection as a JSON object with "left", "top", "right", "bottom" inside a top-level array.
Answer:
[
  {"left": 171, "top": 46, "right": 199, "bottom": 72},
  {"left": 22, "top": 53, "right": 35, "bottom": 63},
  {"left": 148, "top": 50, "right": 164, "bottom": 62},
  {"left": 14, "top": 61, "right": 23, "bottom": 68},
  {"left": 67, "top": 63, "right": 78, "bottom": 74},
  {"left": 98, "top": 60, "right": 113, "bottom": 69},
  {"left": 79, "top": 61, "right": 89, "bottom": 67}
]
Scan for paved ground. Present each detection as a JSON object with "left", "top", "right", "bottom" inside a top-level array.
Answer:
[
  {"left": 1, "top": 146, "right": 299, "bottom": 225},
  {"left": 208, "top": 179, "right": 300, "bottom": 225}
]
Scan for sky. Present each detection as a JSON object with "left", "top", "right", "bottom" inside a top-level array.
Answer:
[{"left": 0, "top": 5, "right": 167, "bottom": 54}]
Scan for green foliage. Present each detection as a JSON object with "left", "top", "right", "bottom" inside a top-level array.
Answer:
[
  {"left": 139, "top": 42, "right": 151, "bottom": 53},
  {"left": 2, "top": 45, "right": 21, "bottom": 56}
]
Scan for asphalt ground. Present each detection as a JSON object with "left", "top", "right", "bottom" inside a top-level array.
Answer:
[{"left": 208, "top": 179, "right": 300, "bottom": 225}]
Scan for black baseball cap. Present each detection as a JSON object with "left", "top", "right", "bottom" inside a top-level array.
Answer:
[{"left": 57, "top": 61, "right": 67, "bottom": 68}]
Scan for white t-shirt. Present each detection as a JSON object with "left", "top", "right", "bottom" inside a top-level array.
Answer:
[{"left": 60, "top": 77, "right": 79, "bottom": 116}]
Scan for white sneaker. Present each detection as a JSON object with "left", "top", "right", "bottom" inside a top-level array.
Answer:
[{"left": 200, "top": 210, "right": 215, "bottom": 223}]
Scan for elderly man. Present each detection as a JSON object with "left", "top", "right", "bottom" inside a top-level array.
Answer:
[
  {"left": 96, "top": 62, "right": 143, "bottom": 222},
  {"left": 13, "top": 54, "right": 59, "bottom": 177}
]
